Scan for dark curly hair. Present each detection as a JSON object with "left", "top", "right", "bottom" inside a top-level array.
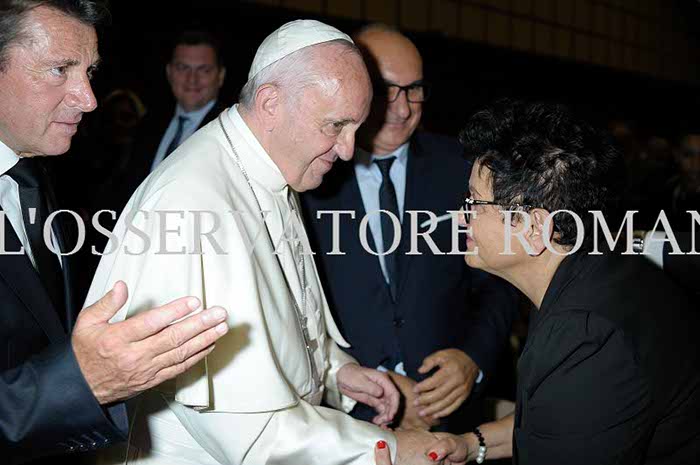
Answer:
[
  {"left": 0, "top": 0, "right": 109, "bottom": 72},
  {"left": 459, "top": 99, "right": 624, "bottom": 251}
]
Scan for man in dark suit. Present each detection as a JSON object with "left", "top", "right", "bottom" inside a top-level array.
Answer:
[
  {"left": 301, "top": 24, "right": 518, "bottom": 432},
  {"left": 109, "top": 29, "right": 227, "bottom": 217},
  {"left": 0, "top": 2, "right": 229, "bottom": 463}
]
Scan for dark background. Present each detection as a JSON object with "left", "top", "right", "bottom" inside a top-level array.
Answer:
[{"left": 89, "top": 0, "right": 700, "bottom": 140}]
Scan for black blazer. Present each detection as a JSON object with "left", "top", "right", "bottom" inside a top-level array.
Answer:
[
  {"left": 0, "top": 163, "right": 126, "bottom": 464},
  {"left": 663, "top": 231, "right": 699, "bottom": 296},
  {"left": 301, "top": 132, "right": 519, "bottom": 387},
  {"left": 107, "top": 99, "right": 227, "bottom": 217},
  {"left": 514, "top": 252, "right": 700, "bottom": 465}
]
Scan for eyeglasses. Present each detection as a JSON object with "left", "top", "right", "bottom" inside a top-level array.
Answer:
[
  {"left": 462, "top": 196, "right": 533, "bottom": 223},
  {"left": 375, "top": 82, "right": 430, "bottom": 103}
]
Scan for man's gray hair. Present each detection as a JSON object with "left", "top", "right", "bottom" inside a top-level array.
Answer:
[
  {"left": 239, "top": 39, "right": 359, "bottom": 109},
  {"left": 0, "top": 0, "right": 109, "bottom": 72}
]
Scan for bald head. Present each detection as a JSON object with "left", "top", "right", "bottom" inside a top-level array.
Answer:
[
  {"left": 354, "top": 25, "right": 422, "bottom": 82},
  {"left": 354, "top": 25, "right": 424, "bottom": 155}
]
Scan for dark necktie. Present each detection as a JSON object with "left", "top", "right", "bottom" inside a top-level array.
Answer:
[
  {"left": 6, "top": 158, "right": 66, "bottom": 324},
  {"left": 374, "top": 157, "right": 401, "bottom": 302},
  {"left": 164, "top": 115, "right": 189, "bottom": 158}
]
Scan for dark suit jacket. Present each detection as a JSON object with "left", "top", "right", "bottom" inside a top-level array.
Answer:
[
  {"left": 301, "top": 132, "right": 519, "bottom": 425},
  {"left": 0, "top": 162, "right": 126, "bottom": 464},
  {"left": 106, "top": 99, "right": 227, "bottom": 217},
  {"left": 514, "top": 252, "right": 700, "bottom": 465},
  {"left": 663, "top": 231, "right": 699, "bottom": 296}
]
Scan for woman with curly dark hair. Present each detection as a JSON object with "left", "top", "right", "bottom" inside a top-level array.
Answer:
[{"left": 426, "top": 100, "right": 699, "bottom": 465}]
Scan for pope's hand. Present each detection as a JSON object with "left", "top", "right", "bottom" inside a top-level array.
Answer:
[
  {"left": 395, "top": 429, "right": 442, "bottom": 465},
  {"left": 413, "top": 349, "right": 479, "bottom": 420},
  {"left": 337, "top": 363, "right": 400, "bottom": 426}
]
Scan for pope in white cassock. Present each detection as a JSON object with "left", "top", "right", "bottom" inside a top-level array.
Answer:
[{"left": 85, "top": 20, "right": 440, "bottom": 465}]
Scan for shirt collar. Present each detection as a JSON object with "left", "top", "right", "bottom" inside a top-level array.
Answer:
[
  {"left": 175, "top": 98, "right": 217, "bottom": 121},
  {"left": 227, "top": 104, "right": 287, "bottom": 194},
  {"left": 0, "top": 138, "right": 20, "bottom": 176},
  {"left": 355, "top": 142, "right": 410, "bottom": 169}
]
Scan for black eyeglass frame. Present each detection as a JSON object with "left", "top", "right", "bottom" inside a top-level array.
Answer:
[{"left": 376, "top": 82, "right": 431, "bottom": 103}]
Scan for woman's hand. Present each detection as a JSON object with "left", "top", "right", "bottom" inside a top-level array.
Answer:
[{"left": 425, "top": 433, "right": 471, "bottom": 465}]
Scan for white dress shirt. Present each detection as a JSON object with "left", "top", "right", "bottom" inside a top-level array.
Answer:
[
  {"left": 354, "top": 143, "right": 409, "bottom": 284},
  {"left": 0, "top": 139, "right": 61, "bottom": 268},
  {"left": 150, "top": 99, "right": 218, "bottom": 172}
]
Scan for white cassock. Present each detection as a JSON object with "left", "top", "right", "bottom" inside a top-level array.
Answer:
[{"left": 85, "top": 105, "right": 396, "bottom": 465}]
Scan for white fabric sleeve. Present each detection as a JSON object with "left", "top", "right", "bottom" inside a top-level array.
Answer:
[{"left": 323, "top": 339, "right": 358, "bottom": 413}]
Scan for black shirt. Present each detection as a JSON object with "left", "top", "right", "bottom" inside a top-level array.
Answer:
[{"left": 514, "top": 252, "right": 699, "bottom": 465}]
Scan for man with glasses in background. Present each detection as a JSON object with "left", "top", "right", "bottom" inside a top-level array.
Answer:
[{"left": 301, "top": 24, "right": 519, "bottom": 434}]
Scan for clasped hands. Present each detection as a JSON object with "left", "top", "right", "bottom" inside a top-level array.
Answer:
[
  {"left": 338, "top": 348, "right": 480, "bottom": 464},
  {"left": 385, "top": 347, "right": 479, "bottom": 465},
  {"left": 392, "top": 348, "right": 480, "bottom": 429}
]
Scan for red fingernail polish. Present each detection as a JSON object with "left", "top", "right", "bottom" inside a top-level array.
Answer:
[
  {"left": 377, "top": 440, "right": 387, "bottom": 449},
  {"left": 429, "top": 452, "right": 438, "bottom": 461}
]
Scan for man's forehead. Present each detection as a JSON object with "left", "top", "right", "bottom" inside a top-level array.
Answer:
[
  {"left": 21, "top": 6, "right": 98, "bottom": 58},
  {"left": 172, "top": 44, "right": 217, "bottom": 62},
  {"left": 357, "top": 31, "right": 422, "bottom": 78}
]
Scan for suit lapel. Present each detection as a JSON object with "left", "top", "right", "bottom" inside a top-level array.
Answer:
[
  {"left": 42, "top": 167, "right": 76, "bottom": 331},
  {"left": 200, "top": 101, "right": 226, "bottom": 129},
  {"left": 0, "top": 211, "right": 66, "bottom": 342}
]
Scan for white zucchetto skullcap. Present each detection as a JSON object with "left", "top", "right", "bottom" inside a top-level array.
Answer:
[{"left": 248, "top": 19, "right": 353, "bottom": 80}]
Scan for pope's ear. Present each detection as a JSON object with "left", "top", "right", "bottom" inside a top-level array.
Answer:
[
  {"left": 525, "top": 208, "right": 553, "bottom": 256},
  {"left": 254, "top": 84, "right": 281, "bottom": 131}
]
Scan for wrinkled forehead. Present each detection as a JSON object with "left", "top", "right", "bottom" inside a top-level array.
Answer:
[
  {"left": 18, "top": 7, "right": 98, "bottom": 59},
  {"left": 304, "top": 51, "right": 371, "bottom": 119}
]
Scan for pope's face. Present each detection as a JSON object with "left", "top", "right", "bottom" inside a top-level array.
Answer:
[
  {"left": 273, "top": 48, "right": 372, "bottom": 192},
  {"left": 166, "top": 44, "right": 225, "bottom": 113},
  {"left": 0, "top": 6, "right": 99, "bottom": 156}
]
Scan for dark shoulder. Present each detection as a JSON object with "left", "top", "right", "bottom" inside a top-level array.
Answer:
[
  {"left": 554, "top": 253, "right": 692, "bottom": 322},
  {"left": 411, "top": 131, "right": 471, "bottom": 181},
  {"left": 413, "top": 131, "right": 467, "bottom": 160},
  {"left": 202, "top": 100, "right": 228, "bottom": 127},
  {"left": 542, "top": 253, "right": 697, "bottom": 366}
]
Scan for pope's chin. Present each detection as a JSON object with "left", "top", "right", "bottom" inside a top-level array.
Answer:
[{"left": 302, "top": 172, "right": 326, "bottom": 192}]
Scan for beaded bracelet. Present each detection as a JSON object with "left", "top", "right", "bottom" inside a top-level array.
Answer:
[{"left": 473, "top": 427, "right": 487, "bottom": 464}]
